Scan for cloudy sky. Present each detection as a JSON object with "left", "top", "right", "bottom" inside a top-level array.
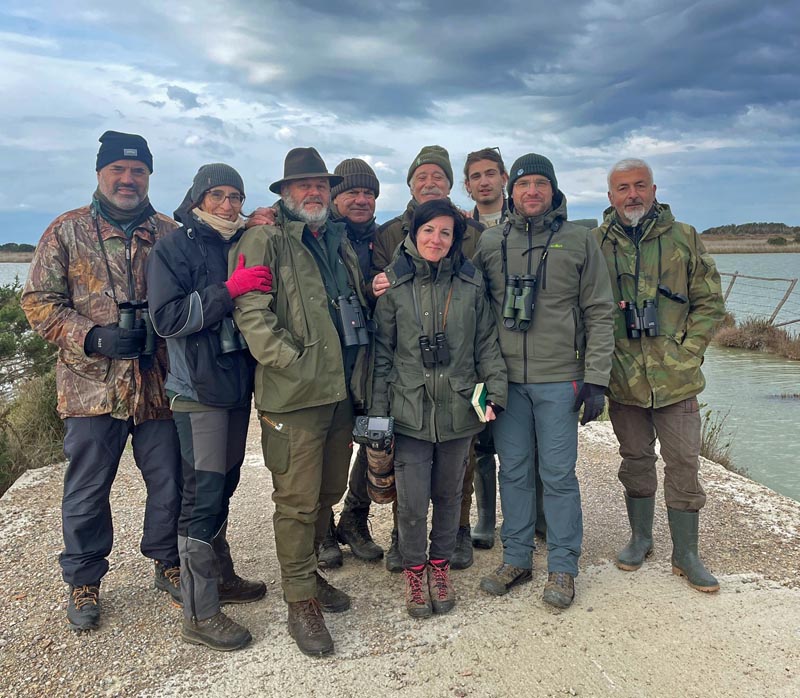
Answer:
[{"left": 1, "top": 0, "right": 798, "bottom": 243}]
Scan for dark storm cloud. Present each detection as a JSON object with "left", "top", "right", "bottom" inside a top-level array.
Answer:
[{"left": 166, "top": 85, "right": 201, "bottom": 111}]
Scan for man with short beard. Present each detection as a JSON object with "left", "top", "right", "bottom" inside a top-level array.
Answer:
[
  {"left": 22, "top": 131, "right": 182, "bottom": 631},
  {"left": 231, "top": 148, "right": 371, "bottom": 657},
  {"left": 594, "top": 158, "right": 724, "bottom": 593}
]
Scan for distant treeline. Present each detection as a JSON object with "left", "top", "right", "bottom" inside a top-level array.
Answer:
[
  {"left": 702, "top": 223, "right": 800, "bottom": 237},
  {"left": 0, "top": 243, "right": 35, "bottom": 252}
]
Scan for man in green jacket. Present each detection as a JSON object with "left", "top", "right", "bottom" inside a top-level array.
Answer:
[
  {"left": 232, "top": 148, "right": 371, "bottom": 657},
  {"left": 474, "top": 153, "right": 615, "bottom": 609},
  {"left": 594, "top": 158, "right": 725, "bottom": 592}
]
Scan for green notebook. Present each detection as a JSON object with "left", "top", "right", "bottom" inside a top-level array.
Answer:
[{"left": 471, "top": 383, "right": 488, "bottom": 422}]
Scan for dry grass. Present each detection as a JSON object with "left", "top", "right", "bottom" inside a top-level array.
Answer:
[
  {"left": 714, "top": 317, "right": 800, "bottom": 360},
  {"left": 703, "top": 238, "right": 800, "bottom": 254},
  {"left": 0, "top": 251, "right": 34, "bottom": 263},
  {"left": 699, "top": 404, "right": 736, "bottom": 473}
]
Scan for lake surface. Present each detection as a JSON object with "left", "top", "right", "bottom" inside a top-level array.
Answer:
[{"left": 0, "top": 262, "right": 30, "bottom": 287}]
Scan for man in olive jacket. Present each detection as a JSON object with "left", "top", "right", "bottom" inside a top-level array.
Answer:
[
  {"left": 231, "top": 148, "right": 371, "bottom": 658},
  {"left": 594, "top": 158, "right": 724, "bottom": 592},
  {"left": 473, "top": 153, "right": 614, "bottom": 609}
]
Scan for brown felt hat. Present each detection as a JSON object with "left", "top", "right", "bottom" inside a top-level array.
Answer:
[{"left": 269, "top": 147, "right": 343, "bottom": 194}]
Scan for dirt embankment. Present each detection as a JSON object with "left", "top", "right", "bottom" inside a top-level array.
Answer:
[{"left": 1, "top": 420, "right": 799, "bottom": 698}]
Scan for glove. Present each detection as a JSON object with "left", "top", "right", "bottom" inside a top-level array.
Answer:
[
  {"left": 573, "top": 382, "right": 606, "bottom": 425},
  {"left": 85, "top": 323, "right": 146, "bottom": 359},
  {"left": 225, "top": 254, "right": 273, "bottom": 299}
]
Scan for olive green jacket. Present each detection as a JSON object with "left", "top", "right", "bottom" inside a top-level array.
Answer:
[
  {"left": 371, "top": 237, "right": 507, "bottom": 443},
  {"left": 593, "top": 203, "right": 724, "bottom": 408},
  {"left": 473, "top": 193, "right": 615, "bottom": 386},
  {"left": 231, "top": 210, "right": 372, "bottom": 413}
]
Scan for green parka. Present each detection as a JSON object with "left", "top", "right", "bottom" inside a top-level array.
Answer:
[
  {"left": 371, "top": 237, "right": 507, "bottom": 443},
  {"left": 231, "top": 208, "right": 372, "bottom": 413},
  {"left": 593, "top": 203, "right": 724, "bottom": 409},
  {"left": 473, "top": 192, "right": 615, "bottom": 386}
]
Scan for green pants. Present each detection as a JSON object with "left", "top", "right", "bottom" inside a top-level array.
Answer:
[{"left": 259, "top": 399, "right": 353, "bottom": 601}]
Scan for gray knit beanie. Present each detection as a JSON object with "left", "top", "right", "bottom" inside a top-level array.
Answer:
[
  {"left": 407, "top": 145, "right": 454, "bottom": 187},
  {"left": 331, "top": 158, "right": 380, "bottom": 199},
  {"left": 507, "top": 153, "right": 558, "bottom": 194},
  {"left": 190, "top": 163, "right": 245, "bottom": 204}
]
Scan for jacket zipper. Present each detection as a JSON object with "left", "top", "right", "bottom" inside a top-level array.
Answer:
[{"left": 523, "top": 221, "right": 532, "bottom": 383}]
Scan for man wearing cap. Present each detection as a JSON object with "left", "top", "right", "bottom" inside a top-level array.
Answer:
[
  {"left": 231, "top": 147, "right": 371, "bottom": 657},
  {"left": 371, "top": 145, "right": 485, "bottom": 572},
  {"left": 22, "top": 131, "right": 182, "bottom": 631},
  {"left": 473, "top": 153, "right": 614, "bottom": 609},
  {"left": 314, "top": 158, "right": 385, "bottom": 568}
]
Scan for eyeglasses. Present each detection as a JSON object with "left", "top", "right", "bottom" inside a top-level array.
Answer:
[{"left": 206, "top": 190, "right": 245, "bottom": 206}]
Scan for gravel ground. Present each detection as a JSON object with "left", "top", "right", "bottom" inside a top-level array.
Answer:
[{"left": 1, "top": 418, "right": 798, "bottom": 698}]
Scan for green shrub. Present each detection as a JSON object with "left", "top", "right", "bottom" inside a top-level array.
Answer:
[{"left": 767, "top": 236, "right": 788, "bottom": 246}]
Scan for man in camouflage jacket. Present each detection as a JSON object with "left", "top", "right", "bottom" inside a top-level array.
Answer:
[
  {"left": 593, "top": 158, "right": 725, "bottom": 593},
  {"left": 21, "top": 131, "right": 182, "bottom": 631}
]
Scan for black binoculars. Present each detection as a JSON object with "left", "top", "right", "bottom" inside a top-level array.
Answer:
[
  {"left": 338, "top": 294, "right": 369, "bottom": 348},
  {"left": 217, "top": 315, "right": 248, "bottom": 354},
  {"left": 620, "top": 299, "right": 659, "bottom": 339},
  {"left": 502, "top": 274, "right": 537, "bottom": 331},
  {"left": 118, "top": 300, "right": 155, "bottom": 356},
  {"left": 419, "top": 332, "right": 450, "bottom": 368}
]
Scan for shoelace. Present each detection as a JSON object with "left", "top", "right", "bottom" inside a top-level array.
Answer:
[
  {"left": 404, "top": 569, "right": 426, "bottom": 604},
  {"left": 298, "top": 599, "right": 325, "bottom": 633},
  {"left": 163, "top": 566, "right": 181, "bottom": 586},
  {"left": 429, "top": 564, "right": 450, "bottom": 599},
  {"left": 72, "top": 585, "right": 99, "bottom": 610},
  {"left": 550, "top": 572, "right": 572, "bottom": 589}
]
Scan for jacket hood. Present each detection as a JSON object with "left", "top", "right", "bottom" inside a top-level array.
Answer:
[
  {"left": 598, "top": 202, "right": 676, "bottom": 244},
  {"left": 508, "top": 189, "right": 569, "bottom": 232}
]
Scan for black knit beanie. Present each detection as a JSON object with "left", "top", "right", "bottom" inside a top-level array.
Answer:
[
  {"left": 331, "top": 158, "right": 380, "bottom": 199},
  {"left": 96, "top": 130, "right": 153, "bottom": 173},
  {"left": 407, "top": 145, "right": 454, "bottom": 187},
  {"left": 507, "top": 153, "right": 558, "bottom": 194},
  {"left": 190, "top": 163, "right": 245, "bottom": 204}
]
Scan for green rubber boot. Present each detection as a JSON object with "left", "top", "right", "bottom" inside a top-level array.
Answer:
[
  {"left": 616, "top": 495, "right": 655, "bottom": 571},
  {"left": 667, "top": 508, "right": 720, "bottom": 593},
  {"left": 471, "top": 452, "right": 496, "bottom": 549}
]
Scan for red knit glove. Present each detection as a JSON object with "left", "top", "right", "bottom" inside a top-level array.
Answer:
[{"left": 225, "top": 254, "right": 273, "bottom": 298}]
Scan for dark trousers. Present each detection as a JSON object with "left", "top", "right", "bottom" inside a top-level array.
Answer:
[
  {"left": 342, "top": 445, "right": 370, "bottom": 513},
  {"left": 394, "top": 434, "right": 472, "bottom": 568},
  {"left": 60, "top": 415, "right": 181, "bottom": 587}
]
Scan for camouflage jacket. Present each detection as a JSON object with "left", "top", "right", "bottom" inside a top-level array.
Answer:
[
  {"left": 21, "top": 202, "right": 177, "bottom": 422},
  {"left": 593, "top": 203, "right": 724, "bottom": 409}
]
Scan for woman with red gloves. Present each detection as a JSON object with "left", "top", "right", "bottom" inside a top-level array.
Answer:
[{"left": 147, "top": 164, "right": 272, "bottom": 651}]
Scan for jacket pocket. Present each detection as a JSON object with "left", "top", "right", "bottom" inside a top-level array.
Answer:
[
  {"left": 448, "top": 374, "right": 480, "bottom": 433},
  {"left": 388, "top": 369, "right": 427, "bottom": 432},
  {"left": 61, "top": 349, "right": 112, "bottom": 383},
  {"left": 259, "top": 412, "right": 291, "bottom": 475}
]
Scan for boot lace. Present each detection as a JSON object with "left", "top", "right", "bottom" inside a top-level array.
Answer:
[
  {"left": 298, "top": 598, "right": 326, "bottom": 634},
  {"left": 72, "top": 585, "right": 99, "bottom": 610},
  {"left": 404, "top": 567, "right": 426, "bottom": 605},
  {"left": 162, "top": 565, "right": 181, "bottom": 587},
  {"left": 428, "top": 561, "right": 450, "bottom": 600}
]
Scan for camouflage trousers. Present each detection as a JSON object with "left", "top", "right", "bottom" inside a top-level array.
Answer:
[{"left": 609, "top": 398, "right": 707, "bottom": 511}]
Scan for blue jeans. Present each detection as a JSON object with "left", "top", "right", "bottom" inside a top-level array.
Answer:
[{"left": 493, "top": 381, "right": 582, "bottom": 575}]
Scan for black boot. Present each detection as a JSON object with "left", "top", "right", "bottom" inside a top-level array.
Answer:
[
  {"left": 616, "top": 495, "right": 655, "bottom": 571},
  {"left": 182, "top": 611, "right": 252, "bottom": 651},
  {"left": 317, "top": 512, "right": 343, "bottom": 569},
  {"left": 450, "top": 526, "right": 474, "bottom": 570},
  {"left": 385, "top": 528, "right": 403, "bottom": 573},
  {"left": 336, "top": 509, "right": 384, "bottom": 561},
  {"left": 471, "top": 452, "right": 496, "bottom": 549},
  {"left": 288, "top": 599, "right": 334, "bottom": 657},
  {"left": 212, "top": 521, "right": 267, "bottom": 604},
  {"left": 66, "top": 584, "right": 101, "bottom": 631},
  {"left": 667, "top": 508, "right": 719, "bottom": 593}
]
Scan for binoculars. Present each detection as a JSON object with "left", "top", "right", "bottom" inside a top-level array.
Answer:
[
  {"left": 218, "top": 316, "right": 248, "bottom": 354},
  {"left": 118, "top": 300, "right": 155, "bottom": 356},
  {"left": 502, "top": 274, "right": 537, "bottom": 331},
  {"left": 419, "top": 332, "right": 450, "bottom": 368},
  {"left": 338, "top": 294, "right": 369, "bottom": 348},
  {"left": 620, "top": 299, "right": 659, "bottom": 339}
]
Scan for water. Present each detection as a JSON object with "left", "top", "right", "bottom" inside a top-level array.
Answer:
[{"left": 0, "top": 262, "right": 30, "bottom": 287}]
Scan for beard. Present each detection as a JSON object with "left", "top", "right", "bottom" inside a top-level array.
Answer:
[
  {"left": 283, "top": 190, "right": 329, "bottom": 228},
  {"left": 624, "top": 205, "right": 646, "bottom": 227}
]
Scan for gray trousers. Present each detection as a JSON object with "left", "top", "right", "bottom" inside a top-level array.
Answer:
[{"left": 394, "top": 434, "right": 472, "bottom": 568}]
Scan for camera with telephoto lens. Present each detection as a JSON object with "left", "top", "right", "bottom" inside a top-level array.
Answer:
[
  {"left": 218, "top": 315, "right": 248, "bottom": 354},
  {"left": 352, "top": 416, "right": 395, "bottom": 452},
  {"left": 338, "top": 293, "right": 369, "bottom": 347},
  {"left": 117, "top": 300, "right": 155, "bottom": 356},
  {"left": 619, "top": 299, "right": 659, "bottom": 339}
]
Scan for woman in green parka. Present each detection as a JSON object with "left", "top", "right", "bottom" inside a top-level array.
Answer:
[{"left": 370, "top": 199, "right": 507, "bottom": 618}]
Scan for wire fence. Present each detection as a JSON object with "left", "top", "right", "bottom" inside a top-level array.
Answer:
[{"left": 721, "top": 272, "right": 800, "bottom": 330}]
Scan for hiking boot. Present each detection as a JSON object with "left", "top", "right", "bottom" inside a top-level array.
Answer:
[
  {"left": 219, "top": 574, "right": 267, "bottom": 605},
  {"left": 479, "top": 563, "right": 532, "bottom": 596},
  {"left": 450, "top": 526, "right": 474, "bottom": 570},
  {"left": 315, "top": 571, "right": 350, "bottom": 613},
  {"left": 181, "top": 611, "right": 252, "bottom": 651},
  {"left": 403, "top": 564, "right": 432, "bottom": 618},
  {"left": 668, "top": 508, "right": 720, "bottom": 593},
  {"left": 154, "top": 561, "right": 182, "bottom": 605},
  {"left": 336, "top": 509, "right": 384, "bottom": 561},
  {"left": 67, "top": 584, "right": 100, "bottom": 631},
  {"left": 287, "top": 599, "right": 334, "bottom": 657},
  {"left": 543, "top": 572, "right": 575, "bottom": 609},
  {"left": 317, "top": 513, "right": 343, "bottom": 569},
  {"left": 385, "top": 529, "right": 403, "bottom": 573},
  {"left": 427, "top": 559, "right": 456, "bottom": 614},
  {"left": 616, "top": 494, "right": 655, "bottom": 571}
]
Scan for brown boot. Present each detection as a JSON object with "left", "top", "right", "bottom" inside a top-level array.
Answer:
[
  {"left": 427, "top": 559, "right": 455, "bottom": 614},
  {"left": 403, "top": 564, "right": 432, "bottom": 618},
  {"left": 287, "top": 599, "right": 334, "bottom": 657}
]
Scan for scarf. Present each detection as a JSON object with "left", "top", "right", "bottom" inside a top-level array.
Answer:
[
  {"left": 193, "top": 208, "right": 246, "bottom": 240},
  {"left": 93, "top": 188, "right": 155, "bottom": 228}
]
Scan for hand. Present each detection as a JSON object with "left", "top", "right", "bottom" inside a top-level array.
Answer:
[
  {"left": 484, "top": 405, "right": 496, "bottom": 422},
  {"left": 85, "top": 323, "right": 146, "bottom": 359},
  {"left": 225, "top": 254, "right": 273, "bottom": 299},
  {"left": 573, "top": 382, "right": 606, "bottom": 425},
  {"left": 245, "top": 206, "right": 277, "bottom": 228},
  {"left": 372, "top": 272, "right": 390, "bottom": 297}
]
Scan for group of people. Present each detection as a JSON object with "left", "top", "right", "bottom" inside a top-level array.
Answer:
[{"left": 21, "top": 130, "right": 725, "bottom": 659}]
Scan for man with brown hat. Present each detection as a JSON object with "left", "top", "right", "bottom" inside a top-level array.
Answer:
[
  {"left": 22, "top": 130, "right": 182, "bottom": 631},
  {"left": 231, "top": 147, "right": 372, "bottom": 657},
  {"left": 314, "top": 158, "right": 385, "bottom": 568}
]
